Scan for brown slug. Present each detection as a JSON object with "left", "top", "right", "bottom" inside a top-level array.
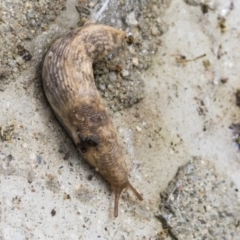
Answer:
[{"left": 42, "top": 23, "right": 143, "bottom": 217}]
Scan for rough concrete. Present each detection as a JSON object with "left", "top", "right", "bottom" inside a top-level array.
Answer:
[
  {"left": 156, "top": 159, "right": 240, "bottom": 239},
  {"left": 0, "top": 0, "right": 240, "bottom": 239}
]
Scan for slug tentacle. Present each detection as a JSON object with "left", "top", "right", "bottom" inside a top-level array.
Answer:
[
  {"left": 42, "top": 23, "right": 142, "bottom": 217},
  {"left": 128, "top": 182, "right": 143, "bottom": 201},
  {"left": 114, "top": 187, "right": 122, "bottom": 218},
  {"left": 114, "top": 181, "right": 143, "bottom": 217}
]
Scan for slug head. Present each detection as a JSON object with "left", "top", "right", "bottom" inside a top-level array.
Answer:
[
  {"left": 86, "top": 24, "right": 126, "bottom": 62},
  {"left": 113, "top": 181, "right": 143, "bottom": 218}
]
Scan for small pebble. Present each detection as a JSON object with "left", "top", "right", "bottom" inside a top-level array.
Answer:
[
  {"left": 136, "top": 126, "right": 142, "bottom": 132},
  {"left": 22, "top": 142, "right": 27, "bottom": 148},
  {"left": 16, "top": 56, "right": 25, "bottom": 65},
  {"left": 121, "top": 69, "right": 129, "bottom": 77},
  {"left": 51, "top": 209, "right": 56, "bottom": 217},
  {"left": 109, "top": 72, "right": 117, "bottom": 82},
  {"left": 36, "top": 155, "right": 42, "bottom": 164},
  {"left": 99, "top": 83, "right": 106, "bottom": 91},
  {"left": 88, "top": 2, "right": 95, "bottom": 8},
  {"left": 126, "top": 12, "right": 139, "bottom": 26},
  {"left": 151, "top": 26, "right": 159, "bottom": 36},
  {"left": 120, "top": 0, "right": 125, "bottom": 6},
  {"left": 107, "top": 84, "right": 113, "bottom": 91},
  {"left": 132, "top": 57, "right": 139, "bottom": 66}
]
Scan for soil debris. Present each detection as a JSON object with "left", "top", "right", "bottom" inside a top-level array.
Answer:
[
  {"left": 0, "top": 124, "right": 15, "bottom": 142},
  {"left": 235, "top": 89, "right": 240, "bottom": 108}
]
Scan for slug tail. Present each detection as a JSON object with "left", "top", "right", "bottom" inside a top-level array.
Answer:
[{"left": 128, "top": 182, "right": 143, "bottom": 201}]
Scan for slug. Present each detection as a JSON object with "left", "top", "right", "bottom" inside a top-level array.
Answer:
[{"left": 42, "top": 23, "right": 143, "bottom": 217}]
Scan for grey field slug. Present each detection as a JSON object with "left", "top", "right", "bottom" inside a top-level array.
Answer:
[{"left": 42, "top": 23, "right": 143, "bottom": 217}]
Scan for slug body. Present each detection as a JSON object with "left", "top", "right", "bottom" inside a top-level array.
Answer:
[{"left": 42, "top": 24, "right": 142, "bottom": 217}]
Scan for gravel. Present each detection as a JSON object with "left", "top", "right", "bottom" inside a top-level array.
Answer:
[
  {"left": 156, "top": 158, "right": 240, "bottom": 240},
  {"left": 79, "top": 0, "right": 171, "bottom": 111},
  {"left": 0, "top": 0, "right": 66, "bottom": 90}
]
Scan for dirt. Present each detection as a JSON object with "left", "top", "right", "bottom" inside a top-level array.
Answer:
[{"left": 0, "top": 0, "right": 66, "bottom": 90}]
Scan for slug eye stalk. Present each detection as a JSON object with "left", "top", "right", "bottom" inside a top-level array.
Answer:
[{"left": 113, "top": 182, "right": 143, "bottom": 217}]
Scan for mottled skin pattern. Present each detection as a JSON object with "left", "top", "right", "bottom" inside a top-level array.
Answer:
[{"left": 42, "top": 24, "right": 142, "bottom": 217}]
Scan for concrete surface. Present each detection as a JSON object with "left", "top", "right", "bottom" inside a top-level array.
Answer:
[{"left": 0, "top": 0, "right": 240, "bottom": 239}]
